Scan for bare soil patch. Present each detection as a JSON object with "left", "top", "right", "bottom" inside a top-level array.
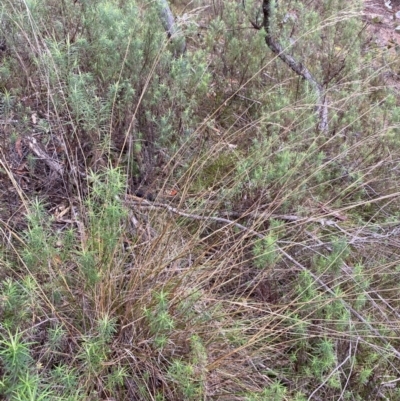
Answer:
[{"left": 365, "top": 0, "right": 400, "bottom": 46}]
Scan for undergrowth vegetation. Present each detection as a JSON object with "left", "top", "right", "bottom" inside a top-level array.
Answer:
[{"left": 1, "top": 0, "right": 400, "bottom": 399}]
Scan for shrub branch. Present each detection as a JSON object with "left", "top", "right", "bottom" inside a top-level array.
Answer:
[
  {"left": 157, "top": 0, "right": 186, "bottom": 56},
  {"left": 251, "top": 1, "right": 329, "bottom": 132}
]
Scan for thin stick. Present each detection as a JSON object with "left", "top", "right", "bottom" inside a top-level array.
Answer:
[
  {"left": 126, "top": 195, "right": 400, "bottom": 361},
  {"left": 261, "top": 0, "right": 328, "bottom": 132}
]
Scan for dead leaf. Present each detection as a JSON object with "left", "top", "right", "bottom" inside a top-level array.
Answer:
[
  {"left": 15, "top": 162, "right": 28, "bottom": 174},
  {"left": 15, "top": 138, "right": 23, "bottom": 158}
]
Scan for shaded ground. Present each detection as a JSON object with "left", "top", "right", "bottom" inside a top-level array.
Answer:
[
  {"left": 365, "top": 0, "right": 400, "bottom": 47},
  {"left": 364, "top": 0, "right": 400, "bottom": 99}
]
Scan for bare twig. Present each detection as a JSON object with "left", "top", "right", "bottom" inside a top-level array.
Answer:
[
  {"left": 338, "top": 338, "right": 358, "bottom": 401},
  {"left": 125, "top": 196, "right": 400, "bottom": 361},
  {"left": 308, "top": 352, "right": 351, "bottom": 401},
  {"left": 26, "top": 135, "right": 64, "bottom": 176},
  {"left": 129, "top": 197, "right": 400, "bottom": 246},
  {"left": 125, "top": 196, "right": 261, "bottom": 237},
  {"left": 157, "top": 0, "right": 186, "bottom": 56},
  {"left": 260, "top": 1, "right": 328, "bottom": 132}
]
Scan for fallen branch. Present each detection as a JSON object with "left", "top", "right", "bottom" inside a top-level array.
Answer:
[
  {"left": 125, "top": 196, "right": 260, "bottom": 236},
  {"left": 125, "top": 195, "right": 400, "bottom": 360},
  {"left": 26, "top": 135, "right": 64, "bottom": 176},
  {"left": 256, "top": 1, "right": 328, "bottom": 132},
  {"left": 157, "top": 0, "right": 186, "bottom": 56},
  {"left": 127, "top": 196, "right": 400, "bottom": 246}
]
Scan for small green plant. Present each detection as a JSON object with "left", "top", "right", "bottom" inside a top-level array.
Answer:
[
  {"left": 0, "top": 330, "right": 33, "bottom": 381},
  {"left": 167, "top": 359, "right": 201, "bottom": 400},
  {"left": 245, "top": 380, "right": 288, "bottom": 401},
  {"left": 144, "top": 290, "right": 175, "bottom": 350},
  {"left": 0, "top": 330, "right": 55, "bottom": 400}
]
